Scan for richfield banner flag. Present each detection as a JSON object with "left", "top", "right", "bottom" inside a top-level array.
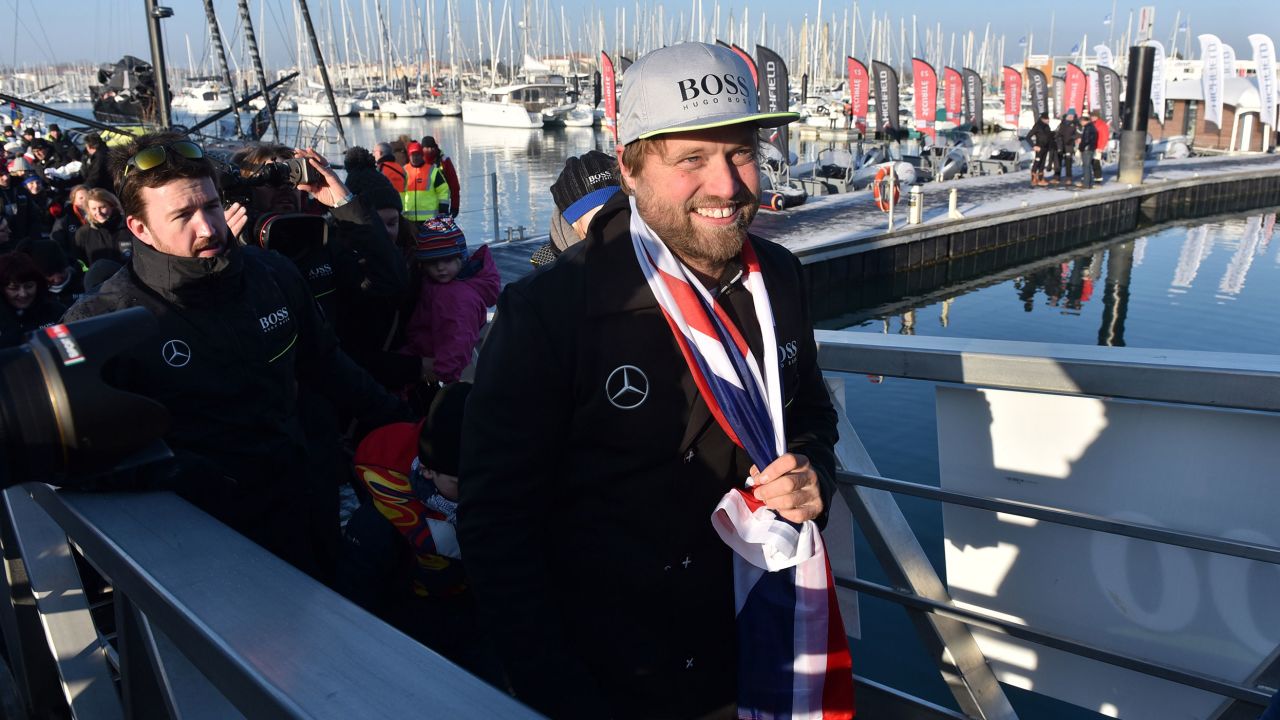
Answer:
[
  {"left": 600, "top": 51, "right": 617, "bottom": 144},
  {"left": 872, "top": 60, "right": 901, "bottom": 131},
  {"left": 1248, "top": 34, "right": 1276, "bottom": 129},
  {"left": 730, "top": 44, "right": 759, "bottom": 87},
  {"left": 1222, "top": 44, "right": 1238, "bottom": 76},
  {"left": 1053, "top": 75, "right": 1066, "bottom": 117},
  {"left": 1199, "top": 34, "right": 1225, "bottom": 128},
  {"left": 1145, "top": 40, "right": 1167, "bottom": 122},
  {"left": 756, "top": 44, "right": 792, "bottom": 159},
  {"left": 1098, "top": 65, "right": 1123, "bottom": 129},
  {"left": 847, "top": 57, "right": 870, "bottom": 130},
  {"left": 912, "top": 58, "right": 938, "bottom": 140},
  {"left": 1088, "top": 70, "right": 1099, "bottom": 112},
  {"left": 962, "top": 67, "right": 982, "bottom": 130},
  {"left": 1027, "top": 67, "right": 1050, "bottom": 119},
  {"left": 944, "top": 66, "right": 963, "bottom": 122},
  {"left": 1002, "top": 66, "right": 1023, "bottom": 126},
  {"left": 1065, "top": 63, "right": 1088, "bottom": 116}
]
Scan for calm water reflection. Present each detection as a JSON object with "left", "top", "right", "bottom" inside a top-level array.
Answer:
[
  {"left": 837, "top": 210, "right": 1278, "bottom": 718},
  {"left": 839, "top": 210, "right": 1280, "bottom": 355}
]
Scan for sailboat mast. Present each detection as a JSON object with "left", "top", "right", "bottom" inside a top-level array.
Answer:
[
  {"left": 143, "top": 0, "right": 174, "bottom": 127},
  {"left": 297, "top": 0, "right": 348, "bottom": 147},
  {"left": 238, "top": 0, "right": 277, "bottom": 139},
  {"left": 201, "top": 0, "right": 244, "bottom": 138}
]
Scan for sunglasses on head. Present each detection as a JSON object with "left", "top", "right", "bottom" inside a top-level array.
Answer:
[{"left": 122, "top": 140, "right": 205, "bottom": 178}]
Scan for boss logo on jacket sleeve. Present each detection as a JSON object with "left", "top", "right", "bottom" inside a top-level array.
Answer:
[
  {"left": 778, "top": 340, "right": 799, "bottom": 368},
  {"left": 258, "top": 306, "right": 291, "bottom": 332}
]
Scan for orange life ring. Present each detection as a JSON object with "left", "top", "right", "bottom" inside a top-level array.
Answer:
[{"left": 873, "top": 166, "right": 901, "bottom": 212}]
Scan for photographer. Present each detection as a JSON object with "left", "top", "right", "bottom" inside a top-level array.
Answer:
[
  {"left": 229, "top": 142, "right": 412, "bottom": 576},
  {"left": 63, "top": 132, "right": 409, "bottom": 578}
]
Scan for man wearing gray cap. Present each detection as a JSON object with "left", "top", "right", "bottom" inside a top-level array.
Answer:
[{"left": 460, "top": 43, "right": 842, "bottom": 718}]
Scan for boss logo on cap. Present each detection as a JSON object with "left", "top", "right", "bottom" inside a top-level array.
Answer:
[{"left": 676, "top": 73, "right": 753, "bottom": 109}]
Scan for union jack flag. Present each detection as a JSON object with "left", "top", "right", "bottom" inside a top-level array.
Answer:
[{"left": 630, "top": 201, "right": 855, "bottom": 718}]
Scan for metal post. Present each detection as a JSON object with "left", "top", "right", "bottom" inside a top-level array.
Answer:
[
  {"left": 490, "top": 173, "right": 499, "bottom": 243},
  {"left": 237, "top": 0, "right": 278, "bottom": 141},
  {"left": 887, "top": 163, "right": 897, "bottom": 231},
  {"left": 142, "top": 0, "right": 173, "bottom": 129},
  {"left": 1119, "top": 45, "right": 1155, "bottom": 184},
  {"left": 200, "top": 0, "right": 243, "bottom": 139},
  {"left": 297, "top": 0, "right": 348, "bottom": 149}
]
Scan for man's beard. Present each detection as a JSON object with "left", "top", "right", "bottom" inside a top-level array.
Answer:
[{"left": 634, "top": 184, "right": 758, "bottom": 269}]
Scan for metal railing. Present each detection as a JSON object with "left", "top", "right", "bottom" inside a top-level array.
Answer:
[
  {"left": 816, "top": 331, "right": 1280, "bottom": 719},
  {"left": 0, "top": 484, "right": 539, "bottom": 719}
]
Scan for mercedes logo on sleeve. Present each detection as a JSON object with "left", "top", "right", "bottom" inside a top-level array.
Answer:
[
  {"left": 161, "top": 339, "right": 192, "bottom": 368},
  {"left": 606, "top": 365, "right": 649, "bottom": 409}
]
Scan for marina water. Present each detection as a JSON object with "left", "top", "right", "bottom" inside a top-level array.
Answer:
[{"left": 831, "top": 209, "right": 1279, "bottom": 718}]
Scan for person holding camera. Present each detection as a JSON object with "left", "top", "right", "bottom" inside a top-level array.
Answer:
[{"left": 63, "top": 132, "right": 409, "bottom": 577}]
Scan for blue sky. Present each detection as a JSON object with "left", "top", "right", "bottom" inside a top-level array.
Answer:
[{"left": 3, "top": 0, "right": 1273, "bottom": 71}]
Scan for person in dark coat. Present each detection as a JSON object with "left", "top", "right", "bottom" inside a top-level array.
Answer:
[
  {"left": 63, "top": 131, "right": 409, "bottom": 577},
  {"left": 0, "top": 251, "right": 66, "bottom": 347},
  {"left": 45, "top": 124, "right": 81, "bottom": 164},
  {"left": 1027, "top": 112, "right": 1054, "bottom": 188},
  {"left": 50, "top": 184, "right": 89, "bottom": 257},
  {"left": 25, "top": 239, "right": 84, "bottom": 306},
  {"left": 459, "top": 43, "right": 841, "bottom": 719},
  {"left": 74, "top": 187, "right": 131, "bottom": 265},
  {"left": 80, "top": 133, "right": 113, "bottom": 193},
  {"left": 12, "top": 174, "right": 56, "bottom": 241},
  {"left": 1078, "top": 113, "right": 1099, "bottom": 189},
  {"left": 1050, "top": 110, "right": 1079, "bottom": 185}
]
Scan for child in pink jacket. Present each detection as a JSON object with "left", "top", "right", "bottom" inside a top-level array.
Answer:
[{"left": 400, "top": 217, "right": 501, "bottom": 384}]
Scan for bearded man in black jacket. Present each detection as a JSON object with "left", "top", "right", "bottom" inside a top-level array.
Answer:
[
  {"left": 460, "top": 43, "right": 840, "bottom": 719},
  {"left": 63, "top": 132, "right": 408, "bottom": 576}
]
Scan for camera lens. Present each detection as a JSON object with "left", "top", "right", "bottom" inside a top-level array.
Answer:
[{"left": 0, "top": 308, "right": 169, "bottom": 486}]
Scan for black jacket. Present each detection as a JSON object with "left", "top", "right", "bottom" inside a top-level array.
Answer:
[
  {"left": 1079, "top": 121, "right": 1099, "bottom": 152},
  {"left": 458, "top": 193, "right": 838, "bottom": 719},
  {"left": 0, "top": 295, "right": 66, "bottom": 348},
  {"left": 74, "top": 220, "right": 131, "bottom": 265},
  {"left": 81, "top": 150, "right": 113, "bottom": 193},
  {"left": 1028, "top": 119, "right": 1054, "bottom": 150},
  {"left": 1055, "top": 118, "right": 1079, "bottom": 152},
  {"left": 50, "top": 213, "right": 85, "bottom": 258},
  {"left": 63, "top": 239, "right": 407, "bottom": 569}
]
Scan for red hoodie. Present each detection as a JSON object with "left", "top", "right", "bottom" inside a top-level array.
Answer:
[{"left": 400, "top": 245, "right": 501, "bottom": 383}]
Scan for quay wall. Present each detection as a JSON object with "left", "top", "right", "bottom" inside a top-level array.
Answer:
[{"left": 799, "top": 168, "right": 1280, "bottom": 318}]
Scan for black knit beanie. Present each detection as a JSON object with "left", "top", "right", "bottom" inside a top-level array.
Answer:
[
  {"left": 551, "top": 151, "right": 620, "bottom": 224},
  {"left": 344, "top": 166, "right": 402, "bottom": 213},
  {"left": 417, "top": 382, "right": 472, "bottom": 477}
]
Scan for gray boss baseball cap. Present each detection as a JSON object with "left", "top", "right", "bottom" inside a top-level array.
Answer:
[{"left": 618, "top": 42, "right": 798, "bottom": 146}]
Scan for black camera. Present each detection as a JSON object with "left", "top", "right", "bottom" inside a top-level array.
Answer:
[
  {"left": 217, "top": 157, "right": 314, "bottom": 209},
  {"left": 251, "top": 157, "right": 315, "bottom": 187},
  {"left": 0, "top": 308, "right": 169, "bottom": 487}
]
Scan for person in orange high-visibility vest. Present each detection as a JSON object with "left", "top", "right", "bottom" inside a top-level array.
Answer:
[
  {"left": 374, "top": 142, "right": 406, "bottom": 193},
  {"left": 401, "top": 141, "right": 450, "bottom": 222}
]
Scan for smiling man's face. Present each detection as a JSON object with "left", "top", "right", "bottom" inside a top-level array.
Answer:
[{"left": 619, "top": 125, "right": 760, "bottom": 270}]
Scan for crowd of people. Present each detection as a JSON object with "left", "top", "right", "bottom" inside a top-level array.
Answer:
[
  {"left": 2, "top": 40, "right": 851, "bottom": 720},
  {"left": 1027, "top": 108, "right": 1111, "bottom": 190}
]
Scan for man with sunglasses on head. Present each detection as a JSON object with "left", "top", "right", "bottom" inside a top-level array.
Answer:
[{"left": 63, "top": 132, "right": 408, "bottom": 577}]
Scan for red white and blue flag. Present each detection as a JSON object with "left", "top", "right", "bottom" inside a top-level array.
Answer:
[{"left": 630, "top": 201, "right": 855, "bottom": 718}]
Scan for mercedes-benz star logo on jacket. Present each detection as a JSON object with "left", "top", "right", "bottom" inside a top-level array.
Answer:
[
  {"left": 606, "top": 365, "right": 649, "bottom": 409},
  {"left": 161, "top": 339, "right": 192, "bottom": 368}
]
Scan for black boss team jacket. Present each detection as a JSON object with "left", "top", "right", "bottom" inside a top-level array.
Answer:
[
  {"left": 459, "top": 192, "right": 839, "bottom": 719},
  {"left": 64, "top": 238, "right": 406, "bottom": 567}
]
